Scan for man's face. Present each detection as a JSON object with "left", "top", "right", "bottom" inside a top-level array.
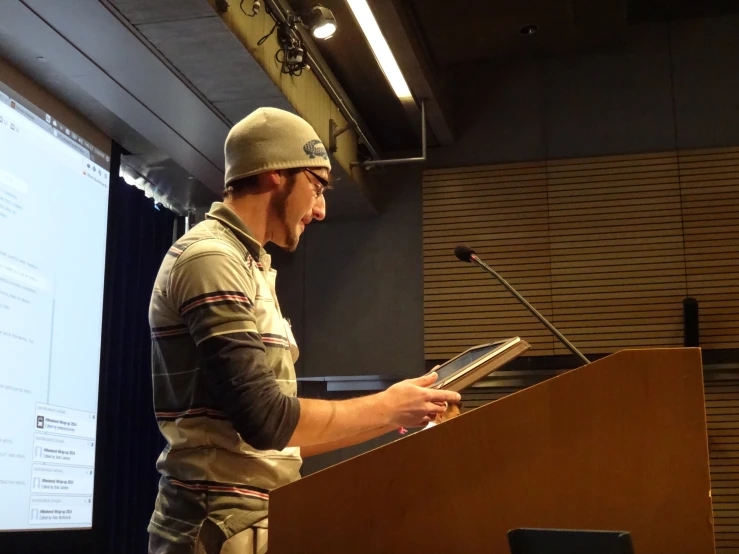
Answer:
[{"left": 271, "top": 168, "right": 328, "bottom": 252}]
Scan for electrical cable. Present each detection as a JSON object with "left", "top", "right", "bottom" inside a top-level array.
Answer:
[
  {"left": 257, "top": 22, "right": 277, "bottom": 45},
  {"left": 254, "top": 2, "right": 308, "bottom": 76},
  {"left": 240, "top": 0, "right": 261, "bottom": 17}
]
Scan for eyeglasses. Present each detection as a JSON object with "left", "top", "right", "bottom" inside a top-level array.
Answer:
[{"left": 303, "top": 168, "right": 330, "bottom": 197}]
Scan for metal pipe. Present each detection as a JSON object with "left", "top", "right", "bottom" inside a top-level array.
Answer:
[
  {"left": 307, "top": 51, "right": 380, "bottom": 160},
  {"left": 354, "top": 100, "right": 426, "bottom": 169},
  {"left": 421, "top": 96, "right": 426, "bottom": 156}
]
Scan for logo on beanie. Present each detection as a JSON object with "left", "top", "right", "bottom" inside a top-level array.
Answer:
[{"left": 303, "top": 139, "right": 328, "bottom": 160}]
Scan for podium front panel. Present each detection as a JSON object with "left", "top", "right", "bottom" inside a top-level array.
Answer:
[{"left": 270, "top": 348, "right": 714, "bottom": 554}]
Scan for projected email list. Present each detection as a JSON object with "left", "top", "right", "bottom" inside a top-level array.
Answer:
[{"left": 0, "top": 82, "right": 109, "bottom": 531}]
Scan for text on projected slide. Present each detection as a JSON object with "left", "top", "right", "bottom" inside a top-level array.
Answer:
[{"left": 0, "top": 77, "right": 109, "bottom": 531}]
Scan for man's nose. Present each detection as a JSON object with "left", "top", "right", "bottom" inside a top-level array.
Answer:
[{"left": 312, "top": 194, "right": 326, "bottom": 221}]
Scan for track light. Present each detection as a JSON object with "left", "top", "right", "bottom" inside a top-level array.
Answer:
[
  {"left": 255, "top": 2, "right": 337, "bottom": 76},
  {"left": 301, "top": 4, "right": 337, "bottom": 40},
  {"left": 345, "top": 0, "right": 412, "bottom": 100}
]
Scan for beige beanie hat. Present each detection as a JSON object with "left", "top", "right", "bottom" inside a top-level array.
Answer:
[{"left": 224, "top": 107, "right": 331, "bottom": 185}]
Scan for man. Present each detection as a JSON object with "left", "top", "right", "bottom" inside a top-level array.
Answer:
[{"left": 147, "top": 108, "right": 460, "bottom": 553}]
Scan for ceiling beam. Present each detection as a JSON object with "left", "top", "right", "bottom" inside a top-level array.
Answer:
[
  {"left": 264, "top": 0, "right": 382, "bottom": 161},
  {"left": 210, "top": 0, "right": 379, "bottom": 211}
]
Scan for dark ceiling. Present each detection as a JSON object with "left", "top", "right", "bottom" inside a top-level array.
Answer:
[
  {"left": 287, "top": 0, "right": 739, "bottom": 154},
  {"left": 401, "top": 0, "right": 739, "bottom": 67},
  {"left": 627, "top": 0, "right": 739, "bottom": 23},
  {"left": 407, "top": 0, "right": 628, "bottom": 68}
]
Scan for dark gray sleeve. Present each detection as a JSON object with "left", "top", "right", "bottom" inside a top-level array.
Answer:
[{"left": 197, "top": 332, "right": 301, "bottom": 451}]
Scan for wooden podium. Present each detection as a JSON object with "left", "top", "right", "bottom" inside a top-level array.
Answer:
[{"left": 269, "top": 348, "right": 715, "bottom": 553}]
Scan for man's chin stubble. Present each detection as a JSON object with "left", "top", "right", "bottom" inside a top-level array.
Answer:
[{"left": 280, "top": 226, "right": 299, "bottom": 252}]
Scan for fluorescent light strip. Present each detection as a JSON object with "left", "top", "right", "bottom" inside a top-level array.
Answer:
[{"left": 346, "top": 0, "right": 412, "bottom": 100}]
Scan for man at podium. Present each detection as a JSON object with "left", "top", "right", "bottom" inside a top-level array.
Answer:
[{"left": 146, "top": 108, "right": 461, "bottom": 554}]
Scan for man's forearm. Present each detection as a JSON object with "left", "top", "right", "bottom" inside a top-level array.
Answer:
[
  {"left": 287, "top": 394, "right": 390, "bottom": 448},
  {"left": 300, "top": 424, "right": 397, "bottom": 458}
]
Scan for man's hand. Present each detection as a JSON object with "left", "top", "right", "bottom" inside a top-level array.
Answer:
[
  {"left": 289, "top": 372, "right": 461, "bottom": 449},
  {"left": 378, "top": 373, "right": 461, "bottom": 428}
]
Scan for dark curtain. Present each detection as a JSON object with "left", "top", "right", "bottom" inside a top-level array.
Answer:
[
  {"left": 92, "top": 144, "right": 177, "bottom": 553},
  {"left": 0, "top": 143, "right": 178, "bottom": 553}
]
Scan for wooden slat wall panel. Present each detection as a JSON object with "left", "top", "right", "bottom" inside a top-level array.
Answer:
[
  {"left": 547, "top": 154, "right": 686, "bottom": 355},
  {"left": 423, "top": 146, "right": 739, "bottom": 359},
  {"left": 423, "top": 163, "right": 555, "bottom": 359},
  {"left": 463, "top": 368, "right": 739, "bottom": 552},
  {"left": 695, "top": 371, "right": 739, "bottom": 553},
  {"left": 680, "top": 147, "right": 739, "bottom": 350}
]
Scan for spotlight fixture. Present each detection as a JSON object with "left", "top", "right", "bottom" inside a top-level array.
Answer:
[
  {"left": 300, "top": 4, "right": 337, "bottom": 40},
  {"left": 519, "top": 24, "right": 538, "bottom": 36}
]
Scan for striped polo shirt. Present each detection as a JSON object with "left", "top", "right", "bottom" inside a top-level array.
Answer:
[{"left": 147, "top": 202, "right": 302, "bottom": 547}]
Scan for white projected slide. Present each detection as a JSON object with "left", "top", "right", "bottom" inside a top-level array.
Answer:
[{"left": 0, "top": 80, "right": 110, "bottom": 531}]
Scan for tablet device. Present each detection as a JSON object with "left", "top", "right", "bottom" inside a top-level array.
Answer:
[
  {"left": 428, "top": 336, "right": 530, "bottom": 392},
  {"left": 507, "top": 528, "right": 634, "bottom": 554}
]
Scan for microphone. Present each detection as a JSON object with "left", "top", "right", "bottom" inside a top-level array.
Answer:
[
  {"left": 454, "top": 245, "right": 590, "bottom": 365},
  {"left": 454, "top": 245, "right": 476, "bottom": 263}
]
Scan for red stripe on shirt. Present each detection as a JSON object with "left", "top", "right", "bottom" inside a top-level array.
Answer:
[
  {"left": 181, "top": 294, "right": 251, "bottom": 315},
  {"left": 169, "top": 479, "right": 270, "bottom": 500}
]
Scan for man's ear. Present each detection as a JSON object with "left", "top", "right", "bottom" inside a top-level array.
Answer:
[{"left": 259, "top": 170, "right": 282, "bottom": 191}]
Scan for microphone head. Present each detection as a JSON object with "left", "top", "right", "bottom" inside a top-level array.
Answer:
[{"left": 454, "top": 245, "right": 476, "bottom": 263}]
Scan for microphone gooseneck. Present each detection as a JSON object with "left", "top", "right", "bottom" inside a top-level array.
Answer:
[{"left": 453, "top": 245, "right": 590, "bottom": 365}]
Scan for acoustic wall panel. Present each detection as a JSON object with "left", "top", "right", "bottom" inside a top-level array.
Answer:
[{"left": 423, "top": 146, "right": 738, "bottom": 359}]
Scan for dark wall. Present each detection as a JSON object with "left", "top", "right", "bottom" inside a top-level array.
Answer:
[
  {"left": 275, "top": 165, "right": 425, "bottom": 380},
  {"left": 429, "top": 14, "right": 739, "bottom": 168},
  {"left": 277, "top": 14, "right": 739, "bottom": 383}
]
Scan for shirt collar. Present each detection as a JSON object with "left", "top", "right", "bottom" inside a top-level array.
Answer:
[{"left": 205, "top": 202, "right": 265, "bottom": 261}]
